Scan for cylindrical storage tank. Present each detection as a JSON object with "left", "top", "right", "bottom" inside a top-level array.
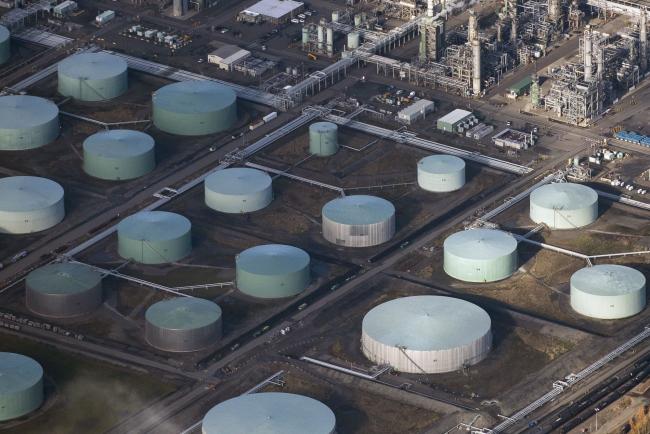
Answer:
[
  {"left": 204, "top": 168, "right": 272, "bottom": 213},
  {"left": 25, "top": 262, "right": 103, "bottom": 318},
  {"left": 347, "top": 31, "right": 360, "bottom": 49},
  {"left": 0, "top": 25, "right": 9, "bottom": 65},
  {"left": 570, "top": 264, "right": 646, "bottom": 319},
  {"left": 0, "top": 95, "right": 59, "bottom": 151},
  {"left": 0, "top": 353, "right": 43, "bottom": 421},
  {"left": 201, "top": 392, "right": 336, "bottom": 434},
  {"left": 322, "top": 195, "right": 395, "bottom": 247},
  {"left": 361, "top": 296, "right": 492, "bottom": 373},
  {"left": 57, "top": 52, "right": 128, "bottom": 101},
  {"left": 236, "top": 244, "right": 310, "bottom": 299},
  {"left": 0, "top": 176, "right": 64, "bottom": 234},
  {"left": 117, "top": 211, "right": 192, "bottom": 264},
  {"left": 529, "top": 183, "right": 598, "bottom": 229},
  {"left": 145, "top": 297, "right": 222, "bottom": 352},
  {"left": 417, "top": 154, "right": 466, "bottom": 192},
  {"left": 152, "top": 81, "right": 237, "bottom": 136},
  {"left": 443, "top": 228, "right": 518, "bottom": 282},
  {"left": 309, "top": 121, "right": 339, "bottom": 156},
  {"left": 83, "top": 129, "right": 155, "bottom": 180}
]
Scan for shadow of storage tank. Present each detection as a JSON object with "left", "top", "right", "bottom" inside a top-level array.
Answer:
[
  {"left": 0, "top": 353, "right": 43, "bottom": 421},
  {"left": 322, "top": 195, "right": 395, "bottom": 247},
  {"left": 309, "top": 122, "right": 339, "bottom": 156},
  {"left": 26, "top": 262, "right": 103, "bottom": 318},
  {"left": 83, "top": 130, "right": 155, "bottom": 180},
  {"left": 204, "top": 168, "right": 272, "bottom": 213},
  {"left": 529, "top": 183, "right": 598, "bottom": 229},
  {"left": 201, "top": 392, "right": 336, "bottom": 434},
  {"left": 236, "top": 244, "right": 310, "bottom": 298},
  {"left": 0, "top": 25, "right": 9, "bottom": 65},
  {"left": 152, "top": 81, "right": 237, "bottom": 136},
  {"left": 57, "top": 52, "right": 128, "bottom": 101},
  {"left": 0, "top": 95, "right": 59, "bottom": 151},
  {"left": 117, "top": 211, "right": 192, "bottom": 264},
  {"left": 145, "top": 297, "right": 222, "bottom": 352},
  {"left": 417, "top": 154, "right": 466, "bottom": 192},
  {"left": 0, "top": 176, "right": 65, "bottom": 234},
  {"left": 443, "top": 228, "right": 518, "bottom": 282}
]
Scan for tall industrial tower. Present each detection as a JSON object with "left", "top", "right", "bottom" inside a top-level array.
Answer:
[{"left": 419, "top": 0, "right": 445, "bottom": 62}]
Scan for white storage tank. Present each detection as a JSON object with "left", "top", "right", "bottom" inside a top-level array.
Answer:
[
  {"left": 57, "top": 52, "right": 128, "bottom": 101},
  {"left": 347, "top": 32, "right": 360, "bottom": 49},
  {"left": 529, "top": 183, "right": 598, "bottom": 229},
  {"left": 443, "top": 228, "right": 518, "bottom": 282},
  {"left": 322, "top": 195, "right": 395, "bottom": 247},
  {"left": 417, "top": 155, "right": 466, "bottom": 192},
  {"left": 362, "top": 296, "right": 492, "bottom": 373},
  {"left": 0, "top": 176, "right": 65, "bottom": 234},
  {"left": 204, "top": 168, "right": 272, "bottom": 213},
  {"left": 83, "top": 129, "right": 155, "bottom": 180},
  {"left": 570, "top": 264, "right": 646, "bottom": 319},
  {"left": 0, "top": 95, "right": 60, "bottom": 151}
]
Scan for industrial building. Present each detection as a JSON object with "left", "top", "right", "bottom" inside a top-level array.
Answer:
[
  {"left": 507, "top": 76, "right": 533, "bottom": 99},
  {"left": 83, "top": 130, "right": 156, "bottom": 181},
  {"left": 152, "top": 81, "right": 237, "bottom": 136},
  {"left": 492, "top": 128, "right": 536, "bottom": 150},
  {"left": 0, "top": 176, "right": 65, "bottom": 234},
  {"left": 117, "top": 211, "right": 192, "bottom": 264},
  {"left": 204, "top": 168, "right": 273, "bottom": 214},
  {"left": 0, "top": 353, "right": 43, "bottom": 421},
  {"left": 25, "top": 262, "right": 103, "bottom": 318},
  {"left": 361, "top": 296, "right": 492, "bottom": 374},
  {"left": 0, "top": 95, "right": 60, "bottom": 151},
  {"left": 57, "top": 53, "right": 128, "bottom": 101},
  {"left": 322, "top": 195, "right": 396, "bottom": 247},
  {"left": 207, "top": 45, "right": 251, "bottom": 71},
  {"left": 201, "top": 392, "right": 336, "bottom": 434},
  {"left": 235, "top": 244, "right": 311, "bottom": 298},
  {"left": 237, "top": 0, "right": 304, "bottom": 24},
  {"left": 436, "top": 109, "right": 478, "bottom": 133},
  {"left": 309, "top": 122, "right": 339, "bottom": 156},
  {"left": 529, "top": 183, "right": 599, "bottom": 229},
  {"left": 570, "top": 264, "right": 646, "bottom": 320},
  {"left": 0, "top": 25, "right": 9, "bottom": 65},
  {"left": 396, "top": 99, "right": 435, "bottom": 125},
  {"left": 417, "top": 154, "right": 466, "bottom": 192},
  {"left": 145, "top": 297, "right": 222, "bottom": 352},
  {"left": 443, "top": 228, "right": 518, "bottom": 282},
  {"left": 52, "top": 0, "right": 77, "bottom": 18}
]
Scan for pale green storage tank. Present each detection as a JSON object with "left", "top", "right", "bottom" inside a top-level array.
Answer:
[
  {"left": 0, "top": 25, "right": 10, "bottom": 65},
  {"left": 0, "top": 95, "right": 60, "bottom": 151},
  {"left": 83, "top": 130, "right": 155, "bottom": 180},
  {"left": 417, "top": 155, "right": 466, "bottom": 192},
  {"left": 58, "top": 53, "right": 128, "bottom": 101},
  {"left": 117, "top": 211, "right": 192, "bottom": 264},
  {"left": 236, "top": 244, "right": 311, "bottom": 298},
  {"left": 0, "top": 353, "right": 43, "bottom": 421},
  {"left": 152, "top": 81, "right": 237, "bottom": 136},
  {"left": 0, "top": 176, "right": 65, "bottom": 234},
  {"left": 309, "top": 122, "right": 339, "bottom": 156},
  {"left": 204, "top": 168, "right": 272, "bottom": 213},
  {"left": 529, "top": 183, "right": 598, "bottom": 229},
  {"left": 443, "top": 229, "right": 518, "bottom": 283}
]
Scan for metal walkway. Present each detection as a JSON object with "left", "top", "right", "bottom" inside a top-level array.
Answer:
[
  {"left": 595, "top": 189, "right": 650, "bottom": 212},
  {"left": 244, "top": 162, "right": 345, "bottom": 196}
]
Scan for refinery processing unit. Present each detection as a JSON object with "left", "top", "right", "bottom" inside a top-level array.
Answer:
[{"left": 3, "top": 0, "right": 650, "bottom": 431}]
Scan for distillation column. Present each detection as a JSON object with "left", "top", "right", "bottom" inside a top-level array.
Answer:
[
  {"left": 584, "top": 25, "right": 593, "bottom": 82},
  {"left": 549, "top": 0, "right": 562, "bottom": 26},
  {"left": 317, "top": 25, "right": 324, "bottom": 51},
  {"left": 472, "top": 38, "right": 481, "bottom": 95},
  {"left": 641, "top": 8, "right": 648, "bottom": 73},
  {"left": 468, "top": 10, "right": 478, "bottom": 42},
  {"left": 326, "top": 27, "right": 334, "bottom": 55}
]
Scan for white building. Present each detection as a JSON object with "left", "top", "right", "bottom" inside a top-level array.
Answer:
[
  {"left": 238, "top": 0, "right": 304, "bottom": 23},
  {"left": 397, "top": 99, "right": 435, "bottom": 124},
  {"left": 208, "top": 45, "right": 251, "bottom": 71}
]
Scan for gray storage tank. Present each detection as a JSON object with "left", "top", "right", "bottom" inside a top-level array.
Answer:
[
  {"left": 309, "top": 122, "right": 339, "bottom": 156},
  {"left": 201, "top": 393, "right": 336, "bottom": 434},
  {"left": 0, "top": 95, "right": 60, "bottom": 151},
  {"left": 529, "top": 183, "right": 598, "bottom": 229},
  {"left": 145, "top": 297, "right": 222, "bottom": 352},
  {"left": 0, "top": 176, "right": 65, "bottom": 234},
  {"left": 322, "top": 195, "right": 395, "bottom": 247},
  {"left": 83, "top": 129, "right": 155, "bottom": 180},
  {"left": 117, "top": 211, "right": 192, "bottom": 264},
  {"left": 204, "top": 168, "right": 273, "bottom": 213},
  {"left": 0, "top": 353, "right": 43, "bottom": 421},
  {"left": 26, "top": 262, "right": 103, "bottom": 318},
  {"left": 417, "top": 154, "right": 466, "bottom": 192},
  {"left": 0, "top": 25, "right": 9, "bottom": 65},
  {"left": 58, "top": 52, "right": 128, "bottom": 101},
  {"left": 153, "top": 81, "right": 237, "bottom": 136}
]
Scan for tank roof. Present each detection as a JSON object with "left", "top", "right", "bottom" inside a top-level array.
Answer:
[
  {"left": 205, "top": 168, "right": 271, "bottom": 195},
  {"left": 0, "top": 353, "right": 43, "bottom": 395},
  {"left": 362, "top": 296, "right": 491, "bottom": 351},
  {"left": 530, "top": 183, "right": 598, "bottom": 210},
  {"left": 418, "top": 155, "right": 465, "bottom": 174},
  {"left": 26, "top": 262, "right": 101, "bottom": 295},
  {"left": 58, "top": 52, "right": 127, "bottom": 80},
  {"left": 153, "top": 81, "right": 236, "bottom": 115},
  {"left": 309, "top": 121, "right": 337, "bottom": 132},
  {"left": 444, "top": 229, "right": 517, "bottom": 260},
  {"left": 0, "top": 176, "right": 63, "bottom": 212},
  {"left": 0, "top": 95, "right": 58, "bottom": 130},
  {"left": 572, "top": 264, "right": 646, "bottom": 296},
  {"left": 237, "top": 244, "right": 309, "bottom": 276},
  {"left": 146, "top": 297, "right": 221, "bottom": 330},
  {"left": 118, "top": 211, "right": 191, "bottom": 242},
  {"left": 0, "top": 25, "right": 8, "bottom": 42},
  {"left": 83, "top": 129, "right": 154, "bottom": 158},
  {"left": 322, "top": 195, "right": 395, "bottom": 225},
  {"left": 202, "top": 392, "right": 336, "bottom": 434}
]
